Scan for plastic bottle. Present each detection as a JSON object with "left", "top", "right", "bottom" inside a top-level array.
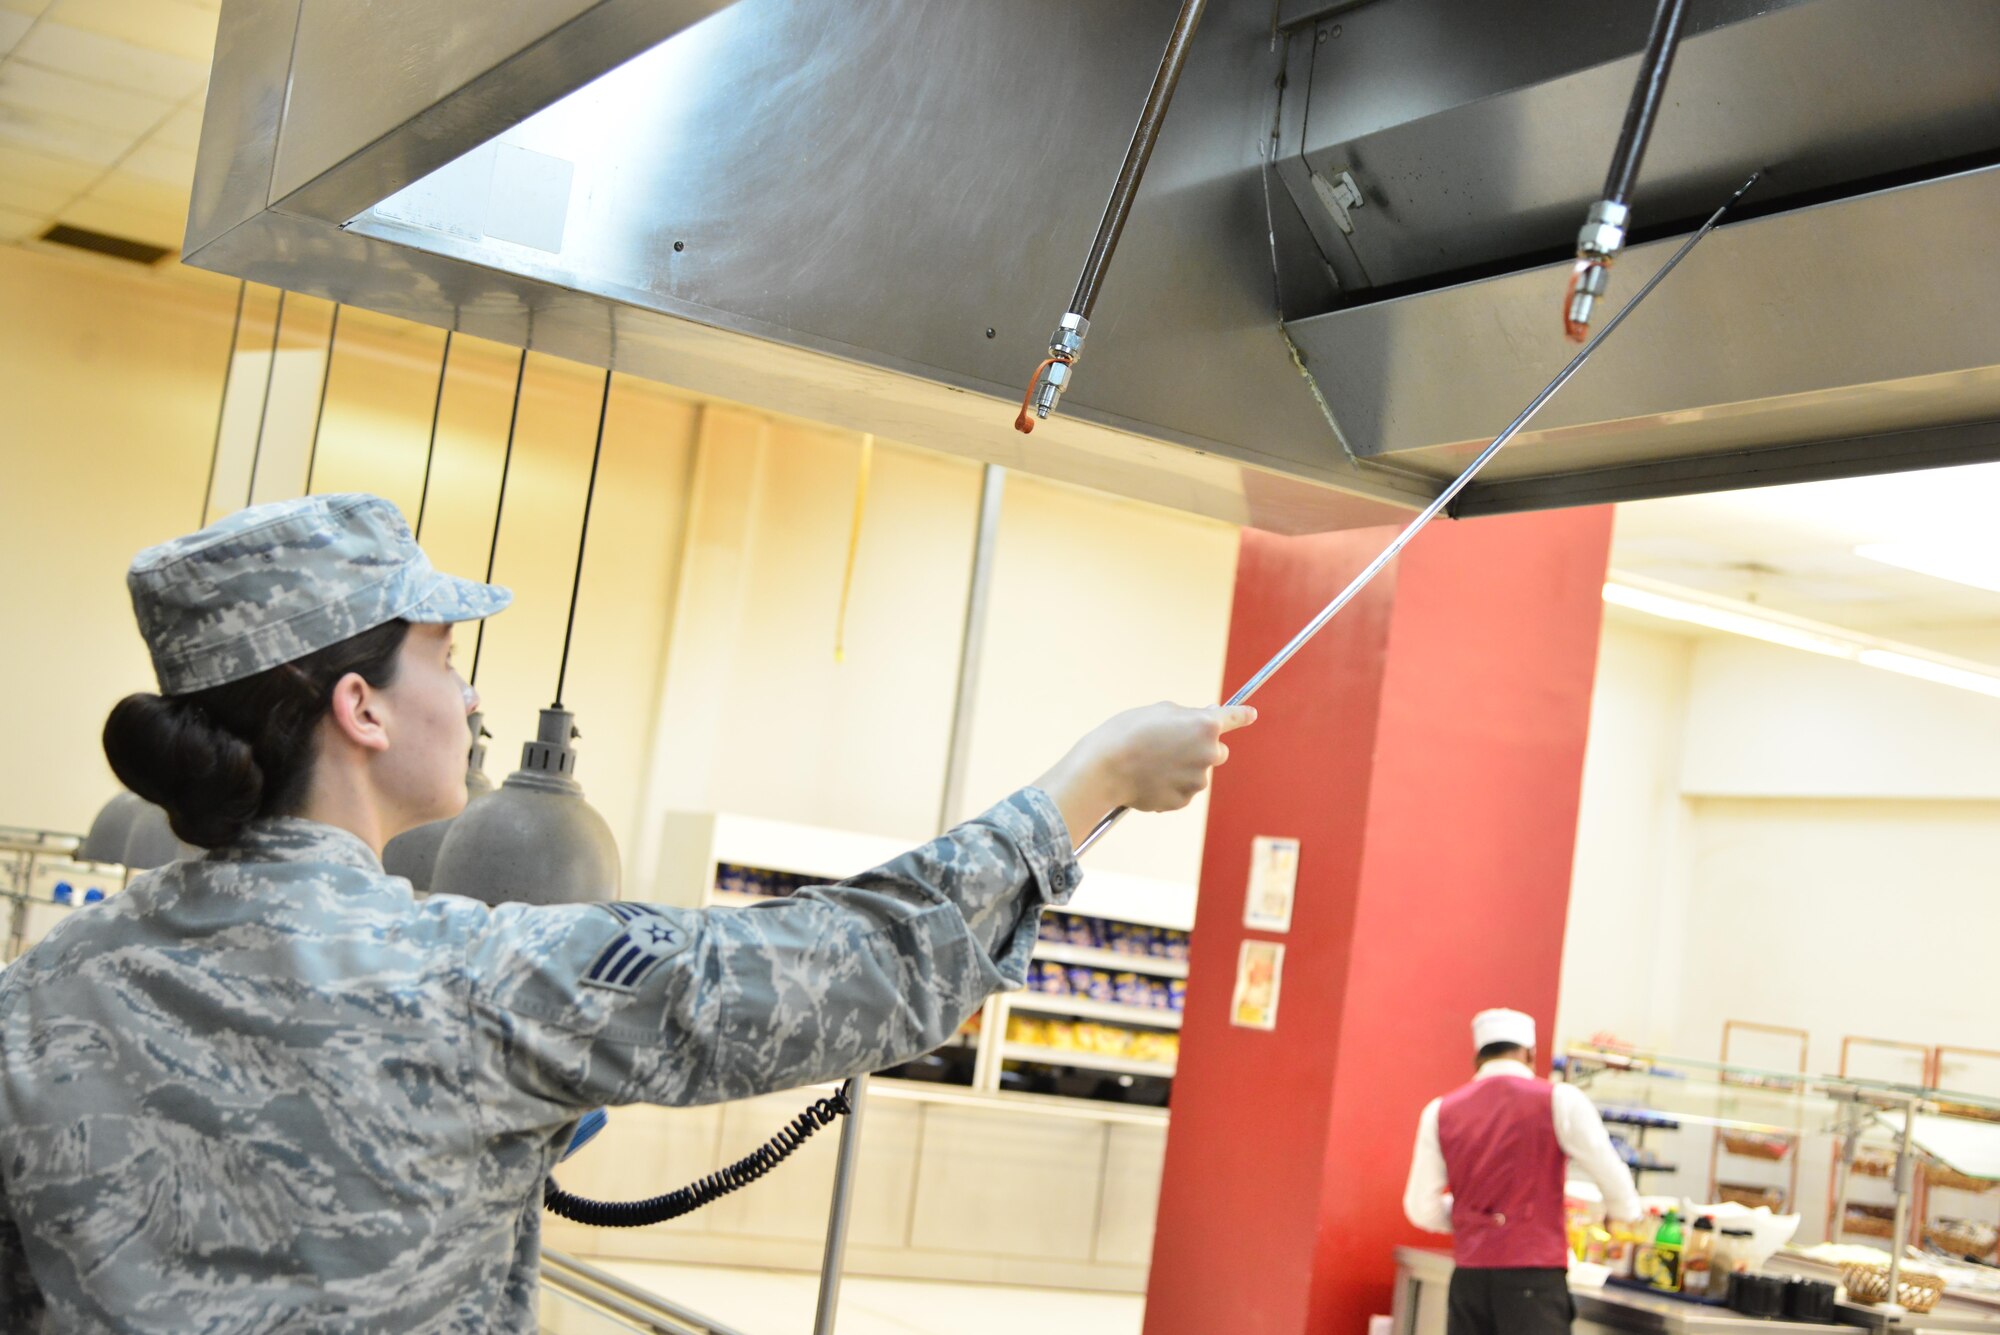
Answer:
[
  {"left": 1681, "top": 1215, "right": 1716, "bottom": 1299},
  {"left": 1650, "top": 1209, "right": 1684, "bottom": 1293},
  {"left": 1713, "top": 1226, "right": 1753, "bottom": 1305},
  {"left": 1632, "top": 1207, "right": 1663, "bottom": 1285},
  {"left": 1607, "top": 1219, "right": 1637, "bottom": 1279}
]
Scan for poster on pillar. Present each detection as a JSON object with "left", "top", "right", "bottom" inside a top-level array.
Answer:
[
  {"left": 1243, "top": 835, "right": 1299, "bottom": 933},
  {"left": 1230, "top": 940, "right": 1284, "bottom": 1031}
]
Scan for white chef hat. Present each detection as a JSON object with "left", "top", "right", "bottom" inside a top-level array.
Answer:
[{"left": 1473, "top": 1008, "right": 1536, "bottom": 1053}]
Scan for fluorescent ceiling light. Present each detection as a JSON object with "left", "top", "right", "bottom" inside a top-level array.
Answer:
[
  {"left": 1601, "top": 581, "right": 1856, "bottom": 660},
  {"left": 1856, "top": 543, "right": 2000, "bottom": 595},
  {"left": 1856, "top": 650, "right": 2000, "bottom": 700},
  {"left": 1604, "top": 572, "right": 2000, "bottom": 701}
]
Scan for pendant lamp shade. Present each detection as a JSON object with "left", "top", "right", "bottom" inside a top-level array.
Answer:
[
  {"left": 383, "top": 712, "right": 494, "bottom": 892},
  {"left": 429, "top": 708, "right": 619, "bottom": 907},
  {"left": 78, "top": 790, "right": 147, "bottom": 864},
  {"left": 122, "top": 801, "right": 198, "bottom": 870}
]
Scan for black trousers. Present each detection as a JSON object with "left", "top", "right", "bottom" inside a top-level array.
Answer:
[{"left": 1446, "top": 1266, "right": 1573, "bottom": 1335}]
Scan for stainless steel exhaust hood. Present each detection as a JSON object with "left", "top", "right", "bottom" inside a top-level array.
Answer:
[{"left": 187, "top": 0, "right": 2000, "bottom": 533}]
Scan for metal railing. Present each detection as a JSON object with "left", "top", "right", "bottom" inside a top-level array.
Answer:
[{"left": 538, "top": 1250, "right": 749, "bottom": 1335}]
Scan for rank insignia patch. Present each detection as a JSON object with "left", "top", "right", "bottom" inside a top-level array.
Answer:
[{"left": 584, "top": 902, "right": 688, "bottom": 993}]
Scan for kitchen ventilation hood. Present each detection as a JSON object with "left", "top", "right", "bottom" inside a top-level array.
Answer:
[{"left": 186, "top": 0, "right": 2000, "bottom": 532}]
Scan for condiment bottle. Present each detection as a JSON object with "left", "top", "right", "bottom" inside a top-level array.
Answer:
[
  {"left": 1681, "top": 1216, "right": 1716, "bottom": 1299},
  {"left": 1713, "top": 1227, "right": 1754, "bottom": 1305},
  {"left": 1650, "top": 1209, "right": 1684, "bottom": 1293}
]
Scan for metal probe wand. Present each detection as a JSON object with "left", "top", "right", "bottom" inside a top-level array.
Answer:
[{"left": 1075, "top": 171, "right": 1761, "bottom": 857}]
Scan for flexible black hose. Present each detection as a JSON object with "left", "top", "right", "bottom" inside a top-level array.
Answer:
[
  {"left": 1068, "top": 0, "right": 1208, "bottom": 319},
  {"left": 543, "top": 1083, "right": 855, "bottom": 1228},
  {"left": 1603, "top": 0, "right": 1690, "bottom": 206}
]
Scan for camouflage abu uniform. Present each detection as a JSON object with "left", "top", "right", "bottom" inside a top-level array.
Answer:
[{"left": 0, "top": 496, "right": 1082, "bottom": 1332}]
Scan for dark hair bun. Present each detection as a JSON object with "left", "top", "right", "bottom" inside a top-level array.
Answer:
[{"left": 103, "top": 693, "right": 263, "bottom": 849}]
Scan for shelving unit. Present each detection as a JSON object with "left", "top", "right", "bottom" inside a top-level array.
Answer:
[
  {"left": 1009, "top": 993, "right": 1182, "bottom": 1030},
  {"left": 1032, "top": 940, "right": 1189, "bottom": 978},
  {"left": 1830, "top": 1036, "right": 1934, "bottom": 1249},
  {"left": 653, "top": 809, "right": 1196, "bottom": 1107},
  {"left": 1708, "top": 1020, "right": 1809, "bottom": 1214},
  {"left": 997, "top": 1044, "right": 1177, "bottom": 1080},
  {"left": 0, "top": 827, "right": 123, "bottom": 963}
]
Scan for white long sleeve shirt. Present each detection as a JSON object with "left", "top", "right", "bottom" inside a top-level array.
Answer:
[{"left": 1403, "top": 1059, "right": 1642, "bottom": 1234}]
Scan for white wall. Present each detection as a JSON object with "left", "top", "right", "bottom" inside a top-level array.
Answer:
[
  {"left": 1680, "top": 638, "right": 2000, "bottom": 800},
  {"left": 1555, "top": 621, "right": 1695, "bottom": 1052}
]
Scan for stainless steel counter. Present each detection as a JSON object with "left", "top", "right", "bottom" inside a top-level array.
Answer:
[{"left": 1393, "top": 1248, "right": 1854, "bottom": 1335}]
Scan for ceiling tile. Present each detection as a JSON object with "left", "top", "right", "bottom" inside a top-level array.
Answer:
[
  {"left": 0, "top": 168, "right": 70, "bottom": 212},
  {"left": 0, "top": 200, "right": 46, "bottom": 240},
  {"left": 0, "top": 57, "right": 174, "bottom": 134},
  {"left": 60, "top": 194, "right": 179, "bottom": 246},
  {"left": 0, "top": 138, "right": 96, "bottom": 191},
  {"left": 45, "top": 0, "right": 218, "bottom": 65},
  {"left": 119, "top": 135, "right": 194, "bottom": 186},
  {"left": 0, "top": 10, "right": 32, "bottom": 52},
  {"left": 84, "top": 165, "right": 184, "bottom": 215},
  {"left": 0, "top": 102, "right": 128, "bottom": 164},
  {"left": 150, "top": 99, "right": 200, "bottom": 150},
  {"left": 14, "top": 18, "right": 207, "bottom": 100}
]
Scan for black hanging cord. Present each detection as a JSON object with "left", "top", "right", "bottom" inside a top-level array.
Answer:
[
  {"left": 245, "top": 290, "right": 287, "bottom": 510},
  {"left": 1603, "top": 0, "right": 1689, "bottom": 207},
  {"left": 468, "top": 350, "right": 528, "bottom": 689},
  {"left": 414, "top": 331, "right": 453, "bottom": 541},
  {"left": 552, "top": 370, "right": 612, "bottom": 709},
  {"left": 200, "top": 280, "right": 247, "bottom": 526},
  {"left": 544, "top": 1082, "right": 855, "bottom": 1228},
  {"left": 303, "top": 303, "right": 340, "bottom": 496}
]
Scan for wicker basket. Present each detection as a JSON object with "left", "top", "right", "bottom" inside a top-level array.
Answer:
[
  {"left": 1841, "top": 1260, "right": 1945, "bottom": 1314},
  {"left": 1851, "top": 1149, "right": 1897, "bottom": 1179},
  {"left": 1720, "top": 1130, "right": 1794, "bottom": 1161},
  {"left": 1719, "top": 1182, "right": 1787, "bottom": 1212},
  {"left": 1927, "top": 1218, "right": 2000, "bottom": 1258},
  {"left": 1842, "top": 1204, "right": 1897, "bottom": 1239},
  {"left": 1925, "top": 1161, "right": 1999, "bottom": 1195}
]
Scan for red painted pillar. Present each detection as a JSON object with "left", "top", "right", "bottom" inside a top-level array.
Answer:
[{"left": 1144, "top": 508, "right": 1613, "bottom": 1335}]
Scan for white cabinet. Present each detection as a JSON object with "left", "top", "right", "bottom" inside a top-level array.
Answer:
[{"left": 541, "top": 1081, "right": 1166, "bottom": 1292}]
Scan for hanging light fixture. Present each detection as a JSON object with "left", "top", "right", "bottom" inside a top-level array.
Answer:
[
  {"left": 432, "top": 367, "right": 621, "bottom": 907},
  {"left": 76, "top": 790, "right": 146, "bottom": 864},
  {"left": 121, "top": 801, "right": 197, "bottom": 870}
]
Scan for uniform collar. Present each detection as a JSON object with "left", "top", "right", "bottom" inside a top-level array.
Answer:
[
  {"left": 209, "top": 817, "right": 385, "bottom": 874},
  {"left": 1476, "top": 1059, "right": 1537, "bottom": 1081}
]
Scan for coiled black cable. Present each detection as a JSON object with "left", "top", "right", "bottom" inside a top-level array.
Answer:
[{"left": 542, "top": 1081, "right": 855, "bottom": 1228}]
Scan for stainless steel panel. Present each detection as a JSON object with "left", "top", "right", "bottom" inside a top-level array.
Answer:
[
  {"left": 185, "top": 0, "right": 301, "bottom": 254},
  {"left": 1282, "top": 0, "right": 2000, "bottom": 294},
  {"left": 338, "top": 0, "right": 1420, "bottom": 505},
  {"left": 1285, "top": 164, "right": 2000, "bottom": 494},
  {"left": 272, "top": 0, "right": 740, "bottom": 222}
]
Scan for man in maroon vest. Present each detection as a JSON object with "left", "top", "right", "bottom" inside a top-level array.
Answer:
[{"left": 1402, "top": 1008, "right": 1641, "bottom": 1335}]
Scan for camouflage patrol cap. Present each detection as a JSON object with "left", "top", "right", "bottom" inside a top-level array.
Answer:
[{"left": 128, "top": 493, "right": 512, "bottom": 696}]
